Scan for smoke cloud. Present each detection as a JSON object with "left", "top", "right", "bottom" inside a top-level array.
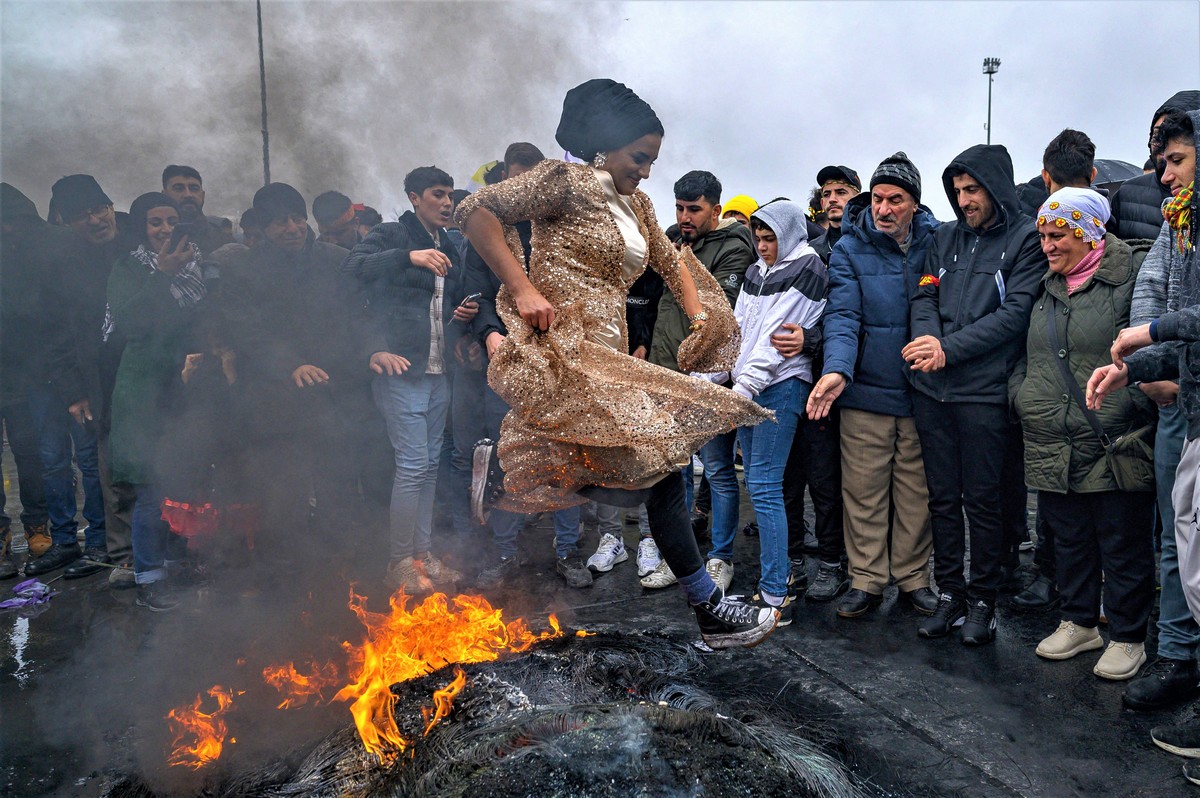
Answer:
[{"left": 1, "top": 0, "right": 601, "bottom": 220}]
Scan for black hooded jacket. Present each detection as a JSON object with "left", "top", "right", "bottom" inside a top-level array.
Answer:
[
  {"left": 10, "top": 186, "right": 126, "bottom": 423},
  {"left": 1110, "top": 90, "right": 1200, "bottom": 241},
  {"left": 909, "top": 144, "right": 1047, "bottom": 405},
  {"left": 0, "top": 185, "right": 70, "bottom": 404}
]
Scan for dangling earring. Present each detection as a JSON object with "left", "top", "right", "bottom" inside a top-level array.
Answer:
[{"left": 592, "top": 152, "right": 608, "bottom": 168}]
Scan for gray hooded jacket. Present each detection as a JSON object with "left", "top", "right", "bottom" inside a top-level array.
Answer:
[{"left": 1124, "top": 108, "right": 1200, "bottom": 440}]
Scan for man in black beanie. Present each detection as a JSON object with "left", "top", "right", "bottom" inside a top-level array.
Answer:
[
  {"left": 219, "top": 182, "right": 396, "bottom": 574},
  {"left": 804, "top": 153, "right": 940, "bottom": 618},
  {"left": 904, "top": 145, "right": 1047, "bottom": 646},
  {"left": 26, "top": 175, "right": 136, "bottom": 585}
]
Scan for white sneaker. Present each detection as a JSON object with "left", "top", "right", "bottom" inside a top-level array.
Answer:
[
  {"left": 1094, "top": 640, "right": 1147, "bottom": 681},
  {"left": 640, "top": 560, "right": 677, "bottom": 589},
  {"left": 705, "top": 558, "right": 734, "bottom": 592},
  {"left": 587, "top": 533, "right": 629, "bottom": 573},
  {"left": 1035, "top": 619, "right": 1103, "bottom": 660},
  {"left": 636, "top": 537, "right": 662, "bottom": 577}
]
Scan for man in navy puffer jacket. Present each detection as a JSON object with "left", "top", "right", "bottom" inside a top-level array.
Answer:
[{"left": 806, "top": 152, "right": 941, "bottom": 621}]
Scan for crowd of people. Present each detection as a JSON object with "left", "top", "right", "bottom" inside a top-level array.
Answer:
[{"left": 1, "top": 79, "right": 1199, "bottom": 780}]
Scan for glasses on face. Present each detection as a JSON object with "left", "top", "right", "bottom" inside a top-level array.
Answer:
[{"left": 69, "top": 204, "right": 113, "bottom": 224}]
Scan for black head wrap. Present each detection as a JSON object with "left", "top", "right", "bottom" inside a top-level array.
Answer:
[
  {"left": 253, "top": 182, "right": 307, "bottom": 223},
  {"left": 128, "top": 191, "right": 179, "bottom": 249},
  {"left": 555, "top": 79, "right": 664, "bottom": 162}
]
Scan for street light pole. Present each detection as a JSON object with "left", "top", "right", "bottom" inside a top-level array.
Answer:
[
  {"left": 257, "top": 0, "right": 270, "bottom": 186},
  {"left": 982, "top": 57, "right": 1001, "bottom": 145}
]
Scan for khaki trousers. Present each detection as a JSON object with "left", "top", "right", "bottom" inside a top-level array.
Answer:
[{"left": 840, "top": 408, "right": 932, "bottom": 594}]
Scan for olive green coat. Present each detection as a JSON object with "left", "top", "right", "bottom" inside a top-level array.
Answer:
[
  {"left": 649, "top": 218, "right": 755, "bottom": 372},
  {"left": 107, "top": 252, "right": 198, "bottom": 485},
  {"left": 1011, "top": 234, "right": 1155, "bottom": 494}
]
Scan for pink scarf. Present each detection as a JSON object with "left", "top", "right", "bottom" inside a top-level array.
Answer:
[{"left": 1066, "top": 239, "right": 1105, "bottom": 295}]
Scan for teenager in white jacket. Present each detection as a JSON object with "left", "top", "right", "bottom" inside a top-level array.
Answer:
[{"left": 702, "top": 200, "right": 828, "bottom": 622}]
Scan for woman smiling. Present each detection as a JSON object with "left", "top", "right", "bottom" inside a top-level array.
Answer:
[
  {"left": 106, "top": 192, "right": 206, "bottom": 611},
  {"left": 1012, "top": 187, "right": 1155, "bottom": 679}
]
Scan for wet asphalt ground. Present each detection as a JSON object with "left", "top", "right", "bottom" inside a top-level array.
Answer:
[{"left": 0, "top": 461, "right": 1195, "bottom": 797}]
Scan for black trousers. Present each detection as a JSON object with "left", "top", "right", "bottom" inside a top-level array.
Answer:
[
  {"left": 912, "top": 396, "right": 1009, "bottom": 603},
  {"left": 784, "top": 407, "right": 844, "bottom": 564},
  {"left": 999, "top": 422, "right": 1029, "bottom": 572},
  {"left": 647, "top": 470, "right": 704, "bottom": 579},
  {"left": 1039, "top": 489, "right": 1155, "bottom": 642},
  {"left": 0, "top": 400, "right": 47, "bottom": 529},
  {"left": 1033, "top": 510, "right": 1056, "bottom": 576}
]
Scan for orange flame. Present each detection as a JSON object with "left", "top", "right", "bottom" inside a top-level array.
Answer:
[
  {"left": 421, "top": 666, "right": 467, "bottom": 735},
  {"left": 332, "top": 589, "right": 563, "bottom": 762},
  {"left": 167, "top": 686, "right": 235, "bottom": 769},
  {"left": 262, "top": 660, "right": 341, "bottom": 709}
]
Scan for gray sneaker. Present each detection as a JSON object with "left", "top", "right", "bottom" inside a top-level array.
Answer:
[
  {"left": 806, "top": 562, "right": 849, "bottom": 602},
  {"left": 108, "top": 561, "right": 136, "bottom": 590},
  {"left": 476, "top": 556, "right": 521, "bottom": 589},
  {"left": 556, "top": 555, "right": 593, "bottom": 589}
]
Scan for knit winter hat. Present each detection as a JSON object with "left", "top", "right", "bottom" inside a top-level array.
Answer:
[
  {"left": 51, "top": 174, "right": 112, "bottom": 222},
  {"left": 722, "top": 194, "right": 758, "bottom": 220},
  {"left": 870, "top": 152, "right": 921, "bottom": 203},
  {"left": 253, "top": 182, "right": 307, "bottom": 223}
]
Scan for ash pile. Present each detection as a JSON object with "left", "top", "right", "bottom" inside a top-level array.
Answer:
[{"left": 103, "top": 631, "right": 864, "bottom": 798}]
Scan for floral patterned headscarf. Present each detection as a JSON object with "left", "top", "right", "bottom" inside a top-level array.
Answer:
[{"left": 1037, "top": 187, "right": 1110, "bottom": 250}]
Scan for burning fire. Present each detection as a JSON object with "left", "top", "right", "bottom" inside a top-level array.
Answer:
[
  {"left": 262, "top": 660, "right": 340, "bottom": 709},
  {"left": 167, "top": 590, "right": 565, "bottom": 768},
  {"left": 167, "top": 686, "right": 236, "bottom": 769},
  {"left": 333, "top": 589, "right": 563, "bottom": 762},
  {"left": 421, "top": 667, "right": 467, "bottom": 735}
]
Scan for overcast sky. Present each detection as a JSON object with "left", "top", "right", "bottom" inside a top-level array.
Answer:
[{"left": 2, "top": 0, "right": 1198, "bottom": 224}]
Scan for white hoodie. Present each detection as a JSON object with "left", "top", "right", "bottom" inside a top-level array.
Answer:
[{"left": 699, "top": 200, "right": 828, "bottom": 399}]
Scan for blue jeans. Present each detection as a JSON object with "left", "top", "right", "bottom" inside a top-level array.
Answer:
[
  {"left": 131, "top": 483, "right": 185, "bottom": 584},
  {"left": 702, "top": 430, "right": 740, "bottom": 562},
  {"left": 373, "top": 372, "right": 449, "bottom": 561},
  {"left": 1155, "top": 402, "right": 1198, "bottom": 660},
  {"left": 27, "top": 387, "right": 105, "bottom": 548},
  {"left": 737, "top": 378, "right": 809, "bottom": 598}
]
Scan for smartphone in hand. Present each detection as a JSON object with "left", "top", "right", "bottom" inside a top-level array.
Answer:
[{"left": 167, "top": 222, "right": 196, "bottom": 251}]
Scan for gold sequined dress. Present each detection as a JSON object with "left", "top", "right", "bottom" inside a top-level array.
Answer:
[{"left": 455, "top": 159, "right": 770, "bottom": 511}]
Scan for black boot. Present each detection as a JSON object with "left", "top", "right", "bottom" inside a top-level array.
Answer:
[
  {"left": 63, "top": 546, "right": 113, "bottom": 579},
  {"left": 1012, "top": 574, "right": 1058, "bottom": 612},
  {"left": 24, "top": 543, "right": 81, "bottom": 576},
  {"left": 836, "top": 588, "right": 882, "bottom": 619},
  {"left": 1123, "top": 657, "right": 1200, "bottom": 711}
]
